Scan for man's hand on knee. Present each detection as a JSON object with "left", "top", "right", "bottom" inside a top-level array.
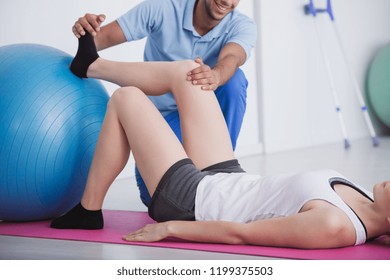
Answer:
[{"left": 187, "top": 57, "right": 220, "bottom": 91}]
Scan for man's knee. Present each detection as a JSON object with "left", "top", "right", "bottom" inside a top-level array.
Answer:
[{"left": 216, "top": 68, "right": 248, "bottom": 102}]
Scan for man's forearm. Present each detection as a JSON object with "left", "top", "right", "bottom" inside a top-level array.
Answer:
[
  {"left": 95, "top": 21, "right": 127, "bottom": 51},
  {"left": 212, "top": 54, "right": 242, "bottom": 86}
]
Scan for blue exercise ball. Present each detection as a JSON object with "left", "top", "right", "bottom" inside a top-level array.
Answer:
[{"left": 0, "top": 44, "right": 109, "bottom": 221}]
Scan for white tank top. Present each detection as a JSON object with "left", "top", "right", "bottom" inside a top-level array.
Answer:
[{"left": 194, "top": 169, "right": 373, "bottom": 245}]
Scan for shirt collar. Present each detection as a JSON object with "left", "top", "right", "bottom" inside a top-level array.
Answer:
[{"left": 183, "top": 0, "right": 197, "bottom": 33}]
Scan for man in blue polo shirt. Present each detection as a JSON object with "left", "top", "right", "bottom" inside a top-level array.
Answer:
[{"left": 72, "top": 0, "right": 257, "bottom": 206}]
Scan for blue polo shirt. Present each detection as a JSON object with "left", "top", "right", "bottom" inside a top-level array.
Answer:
[{"left": 117, "top": 0, "right": 257, "bottom": 115}]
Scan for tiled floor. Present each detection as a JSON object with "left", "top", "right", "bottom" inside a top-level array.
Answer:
[{"left": 1, "top": 137, "right": 389, "bottom": 260}]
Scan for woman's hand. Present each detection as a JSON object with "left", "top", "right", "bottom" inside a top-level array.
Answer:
[
  {"left": 123, "top": 222, "right": 170, "bottom": 242},
  {"left": 72, "top": 13, "right": 106, "bottom": 38}
]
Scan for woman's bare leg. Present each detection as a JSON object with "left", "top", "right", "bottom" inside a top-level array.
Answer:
[
  {"left": 79, "top": 60, "right": 235, "bottom": 210},
  {"left": 108, "top": 87, "right": 187, "bottom": 194},
  {"left": 168, "top": 61, "right": 235, "bottom": 169},
  {"left": 88, "top": 59, "right": 235, "bottom": 169},
  {"left": 83, "top": 86, "right": 193, "bottom": 207},
  {"left": 80, "top": 86, "right": 187, "bottom": 210},
  {"left": 80, "top": 98, "right": 130, "bottom": 210},
  {"left": 71, "top": 31, "right": 235, "bottom": 169},
  {"left": 88, "top": 59, "right": 173, "bottom": 95},
  {"left": 51, "top": 86, "right": 187, "bottom": 229}
]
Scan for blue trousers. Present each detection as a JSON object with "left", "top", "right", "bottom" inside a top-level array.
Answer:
[{"left": 135, "top": 68, "right": 248, "bottom": 206}]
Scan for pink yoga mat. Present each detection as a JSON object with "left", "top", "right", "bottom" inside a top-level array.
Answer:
[{"left": 1, "top": 210, "right": 389, "bottom": 260}]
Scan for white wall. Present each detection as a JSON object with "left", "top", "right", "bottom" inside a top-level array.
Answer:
[
  {"left": 255, "top": 0, "right": 390, "bottom": 153},
  {"left": 0, "top": 0, "right": 260, "bottom": 180}
]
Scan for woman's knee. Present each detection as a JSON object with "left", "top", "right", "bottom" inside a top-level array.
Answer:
[
  {"left": 109, "top": 86, "right": 145, "bottom": 110},
  {"left": 169, "top": 60, "right": 202, "bottom": 99},
  {"left": 174, "top": 60, "right": 200, "bottom": 75}
]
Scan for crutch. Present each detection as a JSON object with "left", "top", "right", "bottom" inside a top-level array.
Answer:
[
  {"left": 304, "top": 0, "right": 350, "bottom": 149},
  {"left": 304, "top": 0, "right": 379, "bottom": 148}
]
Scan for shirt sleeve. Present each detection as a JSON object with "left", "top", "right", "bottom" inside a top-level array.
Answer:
[
  {"left": 116, "top": 0, "right": 164, "bottom": 42},
  {"left": 226, "top": 14, "right": 257, "bottom": 61}
]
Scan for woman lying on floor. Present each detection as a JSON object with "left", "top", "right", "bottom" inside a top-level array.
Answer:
[{"left": 51, "top": 33, "right": 390, "bottom": 249}]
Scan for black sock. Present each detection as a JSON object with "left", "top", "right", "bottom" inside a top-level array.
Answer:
[
  {"left": 70, "top": 32, "right": 99, "bottom": 78},
  {"left": 50, "top": 203, "right": 104, "bottom": 229}
]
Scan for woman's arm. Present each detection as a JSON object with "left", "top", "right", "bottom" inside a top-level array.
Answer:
[
  {"left": 238, "top": 205, "right": 355, "bottom": 249},
  {"left": 122, "top": 220, "right": 247, "bottom": 245},
  {"left": 123, "top": 203, "right": 356, "bottom": 249}
]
